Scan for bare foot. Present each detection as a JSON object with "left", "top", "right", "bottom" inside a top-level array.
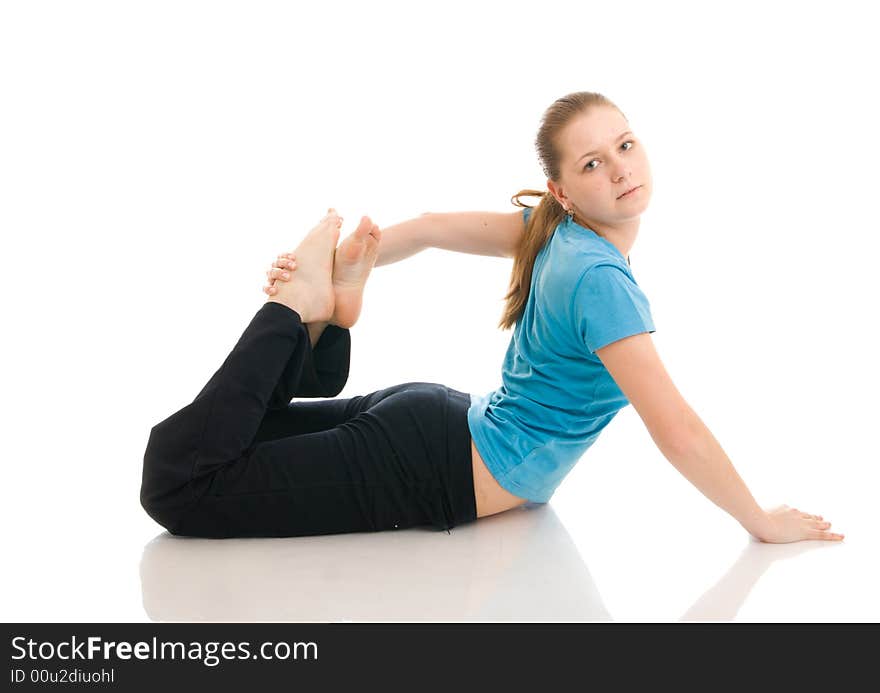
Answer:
[
  {"left": 330, "top": 216, "right": 382, "bottom": 328},
  {"left": 267, "top": 211, "right": 341, "bottom": 323}
]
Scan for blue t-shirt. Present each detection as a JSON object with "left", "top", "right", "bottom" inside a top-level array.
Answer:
[{"left": 467, "top": 207, "right": 656, "bottom": 503}]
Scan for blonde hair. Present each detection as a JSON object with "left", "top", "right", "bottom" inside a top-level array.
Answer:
[{"left": 498, "top": 91, "right": 627, "bottom": 330}]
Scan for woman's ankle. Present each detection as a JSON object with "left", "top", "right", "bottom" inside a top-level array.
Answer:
[
  {"left": 266, "top": 296, "right": 315, "bottom": 322},
  {"left": 306, "top": 321, "right": 329, "bottom": 347}
]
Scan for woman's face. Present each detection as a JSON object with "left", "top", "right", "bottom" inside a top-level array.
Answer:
[{"left": 548, "top": 105, "right": 652, "bottom": 227}]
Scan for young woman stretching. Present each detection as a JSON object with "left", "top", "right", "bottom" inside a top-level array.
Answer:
[{"left": 141, "top": 91, "right": 842, "bottom": 544}]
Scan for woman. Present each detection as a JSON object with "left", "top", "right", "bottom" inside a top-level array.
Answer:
[{"left": 141, "top": 91, "right": 842, "bottom": 544}]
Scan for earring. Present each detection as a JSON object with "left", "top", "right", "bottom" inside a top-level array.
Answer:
[{"left": 565, "top": 207, "right": 574, "bottom": 218}]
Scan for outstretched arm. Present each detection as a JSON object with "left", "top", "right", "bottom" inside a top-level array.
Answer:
[
  {"left": 375, "top": 210, "right": 525, "bottom": 267},
  {"left": 373, "top": 214, "right": 431, "bottom": 267},
  {"left": 595, "top": 332, "right": 841, "bottom": 543}
]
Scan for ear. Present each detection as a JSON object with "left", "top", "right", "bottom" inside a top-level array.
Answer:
[{"left": 546, "top": 179, "right": 566, "bottom": 207}]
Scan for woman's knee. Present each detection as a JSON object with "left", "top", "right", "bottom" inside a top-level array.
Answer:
[{"left": 140, "top": 420, "right": 202, "bottom": 534}]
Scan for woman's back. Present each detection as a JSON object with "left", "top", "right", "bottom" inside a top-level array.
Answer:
[{"left": 467, "top": 207, "right": 656, "bottom": 504}]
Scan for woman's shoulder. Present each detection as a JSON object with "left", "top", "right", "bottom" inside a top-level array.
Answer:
[{"left": 556, "top": 232, "right": 629, "bottom": 281}]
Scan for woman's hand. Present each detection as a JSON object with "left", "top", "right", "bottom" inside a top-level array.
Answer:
[
  {"left": 262, "top": 252, "right": 298, "bottom": 297},
  {"left": 753, "top": 504, "right": 844, "bottom": 544}
]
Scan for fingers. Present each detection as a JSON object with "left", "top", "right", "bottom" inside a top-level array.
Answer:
[
  {"left": 805, "top": 514, "right": 844, "bottom": 541},
  {"left": 807, "top": 529, "right": 845, "bottom": 541},
  {"left": 266, "top": 266, "right": 293, "bottom": 280},
  {"left": 791, "top": 506, "right": 824, "bottom": 521},
  {"left": 262, "top": 252, "right": 297, "bottom": 295}
]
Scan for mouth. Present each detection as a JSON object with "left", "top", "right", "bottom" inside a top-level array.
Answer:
[{"left": 617, "top": 185, "right": 641, "bottom": 199}]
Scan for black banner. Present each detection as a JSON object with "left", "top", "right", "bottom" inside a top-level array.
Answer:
[{"left": 2, "top": 623, "right": 874, "bottom": 690}]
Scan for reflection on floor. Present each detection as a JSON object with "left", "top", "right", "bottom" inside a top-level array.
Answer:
[{"left": 139, "top": 502, "right": 843, "bottom": 622}]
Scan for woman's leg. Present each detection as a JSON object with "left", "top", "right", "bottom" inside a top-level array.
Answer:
[
  {"left": 254, "top": 312, "right": 388, "bottom": 442},
  {"left": 140, "top": 211, "right": 476, "bottom": 537},
  {"left": 141, "top": 301, "right": 470, "bottom": 538},
  {"left": 140, "top": 301, "right": 315, "bottom": 532}
]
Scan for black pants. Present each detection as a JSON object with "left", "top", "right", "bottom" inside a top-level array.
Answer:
[{"left": 140, "top": 301, "right": 478, "bottom": 538}]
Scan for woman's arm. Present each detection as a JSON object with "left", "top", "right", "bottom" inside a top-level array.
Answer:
[
  {"left": 374, "top": 214, "right": 432, "bottom": 267},
  {"left": 375, "top": 210, "right": 525, "bottom": 267},
  {"left": 596, "top": 333, "right": 841, "bottom": 542},
  {"left": 595, "top": 332, "right": 773, "bottom": 538}
]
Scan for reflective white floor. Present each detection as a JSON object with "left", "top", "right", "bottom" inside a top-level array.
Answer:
[
  {"left": 135, "top": 502, "right": 870, "bottom": 623},
  {"left": 3, "top": 463, "right": 876, "bottom": 622}
]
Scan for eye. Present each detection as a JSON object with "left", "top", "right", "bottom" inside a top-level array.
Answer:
[{"left": 583, "top": 140, "right": 635, "bottom": 171}]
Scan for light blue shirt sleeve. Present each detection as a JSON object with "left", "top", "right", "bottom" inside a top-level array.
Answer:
[
  {"left": 572, "top": 264, "right": 656, "bottom": 354},
  {"left": 522, "top": 206, "right": 533, "bottom": 224}
]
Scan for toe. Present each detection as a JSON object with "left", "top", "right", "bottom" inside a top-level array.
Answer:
[
  {"left": 321, "top": 214, "right": 342, "bottom": 233},
  {"left": 354, "top": 216, "right": 373, "bottom": 238}
]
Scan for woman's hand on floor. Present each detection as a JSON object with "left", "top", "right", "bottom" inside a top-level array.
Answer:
[
  {"left": 753, "top": 504, "right": 844, "bottom": 543},
  {"left": 263, "top": 252, "right": 298, "bottom": 296}
]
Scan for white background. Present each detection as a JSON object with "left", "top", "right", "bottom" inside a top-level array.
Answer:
[{"left": 1, "top": 0, "right": 877, "bottom": 622}]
